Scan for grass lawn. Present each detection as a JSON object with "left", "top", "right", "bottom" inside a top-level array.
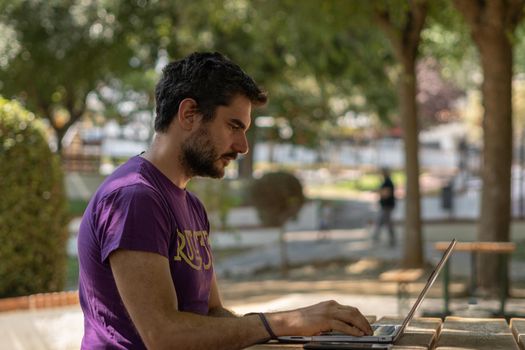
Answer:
[{"left": 307, "top": 171, "right": 405, "bottom": 194}]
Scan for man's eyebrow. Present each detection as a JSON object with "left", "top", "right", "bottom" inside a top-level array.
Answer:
[{"left": 229, "top": 118, "right": 248, "bottom": 130}]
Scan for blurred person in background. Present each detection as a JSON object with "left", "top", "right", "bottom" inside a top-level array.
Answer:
[
  {"left": 77, "top": 52, "right": 372, "bottom": 350},
  {"left": 317, "top": 200, "right": 333, "bottom": 240},
  {"left": 372, "top": 167, "right": 396, "bottom": 247}
]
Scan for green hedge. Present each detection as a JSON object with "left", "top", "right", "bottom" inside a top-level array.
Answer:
[{"left": 0, "top": 97, "right": 69, "bottom": 297}]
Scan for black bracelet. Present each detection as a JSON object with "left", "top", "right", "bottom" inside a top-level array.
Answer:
[
  {"left": 257, "top": 312, "right": 277, "bottom": 339},
  {"left": 245, "top": 312, "right": 277, "bottom": 340}
]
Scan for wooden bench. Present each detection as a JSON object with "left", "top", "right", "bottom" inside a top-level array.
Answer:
[
  {"left": 511, "top": 318, "right": 525, "bottom": 350},
  {"left": 434, "top": 241, "right": 516, "bottom": 316},
  {"left": 435, "top": 316, "right": 519, "bottom": 349},
  {"left": 380, "top": 269, "right": 423, "bottom": 315}
]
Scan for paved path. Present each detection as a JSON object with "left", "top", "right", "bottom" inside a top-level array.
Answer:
[{"left": 214, "top": 225, "right": 525, "bottom": 280}]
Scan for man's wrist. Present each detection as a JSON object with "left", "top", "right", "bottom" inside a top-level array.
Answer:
[
  {"left": 258, "top": 313, "right": 277, "bottom": 339},
  {"left": 256, "top": 310, "right": 298, "bottom": 338}
]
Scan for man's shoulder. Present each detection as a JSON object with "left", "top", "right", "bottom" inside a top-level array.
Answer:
[
  {"left": 94, "top": 173, "right": 161, "bottom": 211},
  {"left": 99, "top": 182, "right": 162, "bottom": 208}
]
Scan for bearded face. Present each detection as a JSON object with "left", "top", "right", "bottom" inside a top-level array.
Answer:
[{"left": 180, "top": 124, "right": 237, "bottom": 179}]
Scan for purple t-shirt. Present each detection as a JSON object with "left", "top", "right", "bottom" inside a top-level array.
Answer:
[{"left": 78, "top": 156, "right": 213, "bottom": 349}]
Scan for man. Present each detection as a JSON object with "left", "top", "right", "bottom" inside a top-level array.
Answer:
[
  {"left": 372, "top": 167, "right": 396, "bottom": 246},
  {"left": 78, "top": 52, "right": 372, "bottom": 349}
]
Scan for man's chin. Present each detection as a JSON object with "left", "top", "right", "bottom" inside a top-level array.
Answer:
[
  {"left": 195, "top": 165, "right": 225, "bottom": 179},
  {"left": 214, "top": 165, "right": 226, "bottom": 178},
  {"left": 208, "top": 168, "right": 225, "bottom": 179}
]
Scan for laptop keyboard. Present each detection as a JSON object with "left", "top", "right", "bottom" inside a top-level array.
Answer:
[{"left": 321, "top": 324, "right": 396, "bottom": 337}]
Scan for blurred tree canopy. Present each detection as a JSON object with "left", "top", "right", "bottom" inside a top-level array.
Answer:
[
  {"left": 0, "top": 1, "right": 140, "bottom": 151},
  {"left": 0, "top": 0, "right": 399, "bottom": 156}
]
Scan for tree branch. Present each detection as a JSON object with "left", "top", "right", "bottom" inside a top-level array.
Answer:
[
  {"left": 63, "top": 89, "right": 87, "bottom": 133},
  {"left": 453, "top": 0, "right": 483, "bottom": 30},
  {"left": 404, "top": 0, "right": 428, "bottom": 59},
  {"left": 373, "top": 6, "right": 403, "bottom": 61},
  {"left": 505, "top": 0, "right": 525, "bottom": 30},
  {"left": 374, "top": 1, "right": 427, "bottom": 63},
  {"left": 36, "top": 97, "right": 57, "bottom": 130}
]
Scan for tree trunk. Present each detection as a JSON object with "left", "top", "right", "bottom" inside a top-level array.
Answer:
[
  {"left": 42, "top": 109, "right": 84, "bottom": 156},
  {"left": 374, "top": 0, "right": 428, "bottom": 268},
  {"left": 476, "top": 30, "right": 513, "bottom": 292},
  {"left": 453, "top": 0, "right": 524, "bottom": 293},
  {"left": 54, "top": 126, "right": 66, "bottom": 154},
  {"left": 399, "top": 57, "right": 423, "bottom": 267}
]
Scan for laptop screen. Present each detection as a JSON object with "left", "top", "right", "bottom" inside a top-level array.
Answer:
[{"left": 393, "top": 238, "right": 457, "bottom": 342}]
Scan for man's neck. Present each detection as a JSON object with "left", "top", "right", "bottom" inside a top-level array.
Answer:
[{"left": 142, "top": 136, "right": 191, "bottom": 189}]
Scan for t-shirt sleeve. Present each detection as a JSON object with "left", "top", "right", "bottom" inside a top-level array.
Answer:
[{"left": 97, "top": 185, "right": 171, "bottom": 263}]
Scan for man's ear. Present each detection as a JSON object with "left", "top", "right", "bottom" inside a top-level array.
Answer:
[{"left": 177, "top": 98, "right": 201, "bottom": 131}]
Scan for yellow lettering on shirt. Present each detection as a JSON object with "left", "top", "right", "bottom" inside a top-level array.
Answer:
[
  {"left": 197, "top": 230, "right": 213, "bottom": 270},
  {"left": 174, "top": 229, "right": 212, "bottom": 271}
]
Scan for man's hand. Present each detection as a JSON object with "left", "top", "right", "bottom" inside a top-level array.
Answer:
[{"left": 267, "top": 300, "right": 373, "bottom": 337}]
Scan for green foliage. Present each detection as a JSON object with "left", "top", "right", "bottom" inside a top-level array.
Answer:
[
  {"left": 250, "top": 0, "right": 397, "bottom": 137},
  {"left": 188, "top": 178, "right": 243, "bottom": 230},
  {"left": 0, "top": 0, "right": 160, "bottom": 149},
  {"left": 310, "top": 171, "right": 404, "bottom": 194},
  {"left": 0, "top": 0, "right": 402, "bottom": 158},
  {"left": 515, "top": 23, "right": 525, "bottom": 75},
  {"left": 250, "top": 171, "right": 305, "bottom": 227},
  {"left": 0, "top": 0, "right": 482, "bottom": 167},
  {"left": 421, "top": 0, "right": 479, "bottom": 90},
  {"left": 0, "top": 97, "right": 69, "bottom": 297},
  {"left": 67, "top": 198, "right": 89, "bottom": 217}
]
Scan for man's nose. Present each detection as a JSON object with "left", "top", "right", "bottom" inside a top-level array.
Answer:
[{"left": 233, "top": 132, "right": 249, "bottom": 155}]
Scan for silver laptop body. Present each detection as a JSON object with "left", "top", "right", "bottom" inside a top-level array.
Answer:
[{"left": 278, "top": 238, "right": 457, "bottom": 344}]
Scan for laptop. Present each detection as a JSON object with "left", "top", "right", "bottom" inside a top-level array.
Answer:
[{"left": 278, "top": 238, "right": 457, "bottom": 344}]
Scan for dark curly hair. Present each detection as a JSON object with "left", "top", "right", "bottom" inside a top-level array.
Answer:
[{"left": 154, "top": 52, "right": 267, "bottom": 132}]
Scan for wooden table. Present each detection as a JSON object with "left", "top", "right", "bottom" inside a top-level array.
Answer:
[
  {"left": 434, "top": 241, "right": 516, "bottom": 316},
  {"left": 246, "top": 317, "right": 525, "bottom": 349}
]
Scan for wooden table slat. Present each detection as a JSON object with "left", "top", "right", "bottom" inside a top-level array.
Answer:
[
  {"left": 511, "top": 318, "right": 525, "bottom": 350},
  {"left": 435, "top": 317, "right": 519, "bottom": 350},
  {"left": 377, "top": 316, "right": 441, "bottom": 350},
  {"left": 248, "top": 317, "right": 519, "bottom": 350}
]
